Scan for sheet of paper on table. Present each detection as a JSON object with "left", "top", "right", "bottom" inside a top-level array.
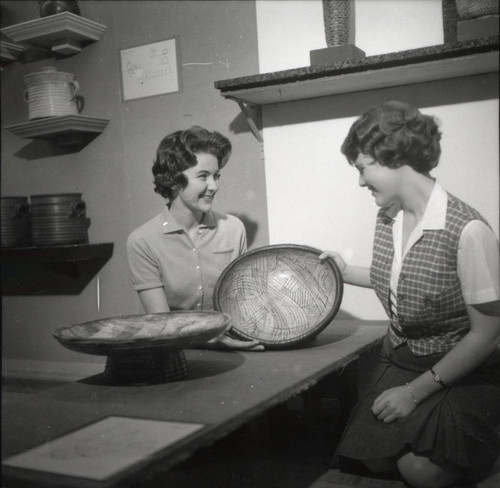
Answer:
[{"left": 2, "top": 416, "right": 205, "bottom": 481}]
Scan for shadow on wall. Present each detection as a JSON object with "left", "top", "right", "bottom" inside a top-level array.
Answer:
[
  {"left": 232, "top": 212, "right": 259, "bottom": 248},
  {"left": 229, "top": 105, "right": 261, "bottom": 135},
  {"left": 13, "top": 137, "right": 98, "bottom": 160}
]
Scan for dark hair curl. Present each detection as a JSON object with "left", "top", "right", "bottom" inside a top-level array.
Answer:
[
  {"left": 152, "top": 126, "right": 232, "bottom": 201},
  {"left": 341, "top": 101, "right": 442, "bottom": 172}
]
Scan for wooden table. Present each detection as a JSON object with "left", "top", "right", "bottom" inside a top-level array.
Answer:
[{"left": 1, "top": 319, "right": 387, "bottom": 488}]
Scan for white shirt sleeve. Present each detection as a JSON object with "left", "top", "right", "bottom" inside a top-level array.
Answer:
[{"left": 458, "top": 220, "right": 500, "bottom": 304}]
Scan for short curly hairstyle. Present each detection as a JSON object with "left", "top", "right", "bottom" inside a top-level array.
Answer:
[
  {"left": 152, "top": 126, "right": 232, "bottom": 201},
  {"left": 341, "top": 101, "right": 442, "bottom": 173}
]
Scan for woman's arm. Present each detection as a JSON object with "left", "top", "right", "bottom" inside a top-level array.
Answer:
[
  {"left": 373, "top": 301, "right": 500, "bottom": 423},
  {"left": 138, "top": 288, "right": 170, "bottom": 313},
  {"left": 419, "top": 221, "right": 500, "bottom": 392},
  {"left": 319, "top": 250, "right": 372, "bottom": 288},
  {"left": 410, "top": 301, "right": 500, "bottom": 398}
]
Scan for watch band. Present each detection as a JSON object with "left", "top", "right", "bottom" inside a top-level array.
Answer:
[{"left": 430, "top": 368, "right": 447, "bottom": 387}]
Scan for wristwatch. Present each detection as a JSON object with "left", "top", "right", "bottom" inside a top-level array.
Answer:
[{"left": 430, "top": 368, "right": 447, "bottom": 387}]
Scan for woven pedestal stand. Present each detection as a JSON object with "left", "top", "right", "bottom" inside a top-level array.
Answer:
[
  {"left": 104, "top": 350, "right": 188, "bottom": 385},
  {"left": 454, "top": 0, "right": 499, "bottom": 41},
  {"left": 442, "top": 0, "right": 459, "bottom": 44},
  {"left": 455, "top": 0, "right": 499, "bottom": 20},
  {"left": 322, "top": 0, "right": 352, "bottom": 47},
  {"left": 311, "top": 0, "right": 365, "bottom": 65}
]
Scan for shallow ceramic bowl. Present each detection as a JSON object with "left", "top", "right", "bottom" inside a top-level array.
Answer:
[
  {"left": 214, "top": 244, "right": 343, "bottom": 349},
  {"left": 53, "top": 311, "right": 231, "bottom": 356}
]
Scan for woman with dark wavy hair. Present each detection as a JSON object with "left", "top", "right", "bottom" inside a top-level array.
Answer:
[
  {"left": 321, "top": 101, "right": 500, "bottom": 487},
  {"left": 127, "top": 126, "right": 262, "bottom": 351}
]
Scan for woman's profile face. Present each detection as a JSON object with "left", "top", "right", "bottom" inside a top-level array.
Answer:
[
  {"left": 354, "top": 153, "right": 402, "bottom": 207},
  {"left": 176, "top": 152, "right": 220, "bottom": 215}
]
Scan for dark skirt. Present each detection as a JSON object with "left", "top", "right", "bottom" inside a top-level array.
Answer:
[{"left": 336, "top": 334, "right": 500, "bottom": 481}]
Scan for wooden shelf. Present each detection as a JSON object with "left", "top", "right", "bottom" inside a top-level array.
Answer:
[
  {"left": 5, "top": 115, "right": 110, "bottom": 145},
  {"left": 0, "top": 12, "right": 106, "bottom": 56},
  {"left": 215, "top": 37, "right": 499, "bottom": 105},
  {"left": 1, "top": 243, "right": 114, "bottom": 295},
  {"left": 0, "top": 40, "right": 26, "bottom": 63}
]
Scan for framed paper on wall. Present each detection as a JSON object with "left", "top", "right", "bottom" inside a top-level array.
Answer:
[{"left": 120, "top": 37, "right": 180, "bottom": 101}]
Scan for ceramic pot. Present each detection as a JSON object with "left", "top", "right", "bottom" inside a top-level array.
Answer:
[
  {"left": 39, "top": 1, "right": 80, "bottom": 17},
  {"left": 30, "top": 193, "right": 90, "bottom": 246},
  {"left": 23, "top": 67, "right": 83, "bottom": 120},
  {"left": 0, "top": 197, "right": 31, "bottom": 248}
]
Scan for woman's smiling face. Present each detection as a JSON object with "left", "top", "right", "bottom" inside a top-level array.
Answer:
[
  {"left": 354, "top": 153, "right": 402, "bottom": 207},
  {"left": 177, "top": 152, "right": 220, "bottom": 215}
]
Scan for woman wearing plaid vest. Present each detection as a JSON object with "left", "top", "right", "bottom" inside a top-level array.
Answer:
[{"left": 320, "top": 101, "right": 500, "bottom": 488}]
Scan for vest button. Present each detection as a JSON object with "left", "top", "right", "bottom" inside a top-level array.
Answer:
[
  {"left": 399, "top": 316, "right": 405, "bottom": 324},
  {"left": 399, "top": 294, "right": 405, "bottom": 301}
]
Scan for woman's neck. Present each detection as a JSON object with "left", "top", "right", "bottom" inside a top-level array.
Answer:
[
  {"left": 169, "top": 201, "right": 204, "bottom": 232},
  {"left": 399, "top": 170, "right": 435, "bottom": 220}
]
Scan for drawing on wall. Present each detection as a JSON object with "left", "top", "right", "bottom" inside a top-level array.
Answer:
[{"left": 120, "top": 37, "right": 180, "bottom": 101}]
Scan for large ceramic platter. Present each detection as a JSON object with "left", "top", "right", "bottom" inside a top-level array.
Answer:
[
  {"left": 53, "top": 311, "right": 231, "bottom": 356},
  {"left": 214, "top": 244, "right": 343, "bottom": 349}
]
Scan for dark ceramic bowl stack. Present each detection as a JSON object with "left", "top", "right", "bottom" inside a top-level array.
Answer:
[
  {"left": 30, "top": 193, "right": 90, "bottom": 246},
  {"left": 0, "top": 196, "right": 31, "bottom": 248}
]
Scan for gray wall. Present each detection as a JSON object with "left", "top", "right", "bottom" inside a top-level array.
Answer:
[{"left": 1, "top": 0, "right": 268, "bottom": 378}]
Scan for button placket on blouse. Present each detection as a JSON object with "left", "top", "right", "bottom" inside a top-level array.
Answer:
[
  {"left": 196, "top": 227, "right": 207, "bottom": 309},
  {"left": 191, "top": 241, "right": 203, "bottom": 310}
]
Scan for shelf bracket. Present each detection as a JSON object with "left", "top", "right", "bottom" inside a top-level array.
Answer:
[{"left": 237, "top": 101, "right": 263, "bottom": 143}]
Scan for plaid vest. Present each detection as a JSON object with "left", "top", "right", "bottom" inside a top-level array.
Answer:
[{"left": 370, "top": 192, "right": 489, "bottom": 356}]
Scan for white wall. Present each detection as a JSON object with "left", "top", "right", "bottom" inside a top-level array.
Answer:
[
  {"left": 257, "top": 0, "right": 444, "bottom": 73},
  {"left": 1, "top": 0, "right": 266, "bottom": 381},
  {"left": 256, "top": 0, "right": 499, "bottom": 320}
]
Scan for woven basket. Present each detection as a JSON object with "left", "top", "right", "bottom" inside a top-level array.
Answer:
[
  {"left": 322, "top": 0, "right": 352, "bottom": 47},
  {"left": 455, "top": 0, "right": 499, "bottom": 19}
]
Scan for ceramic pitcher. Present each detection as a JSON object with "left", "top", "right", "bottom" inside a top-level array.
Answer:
[
  {"left": 39, "top": 1, "right": 80, "bottom": 17},
  {"left": 23, "top": 67, "right": 83, "bottom": 120}
]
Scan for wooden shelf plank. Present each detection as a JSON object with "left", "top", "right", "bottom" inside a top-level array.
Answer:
[
  {"left": 0, "top": 12, "right": 106, "bottom": 55},
  {"left": 1, "top": 243, "right": 114, "bottom": 295},
  {"left": 0, "top": 40, "right": 27, "bottom": 62},
  {"left": 5, "top": 115, "right": 110, "bottom": 145},
  {"left": 215, "top": 38, "right": 499, "bottom": 105}
]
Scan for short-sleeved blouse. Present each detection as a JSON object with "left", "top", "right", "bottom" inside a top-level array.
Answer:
[
  {"left": 390, "top": 181, "right": 499, "bottom": 308},
  {"left": 127, "top": 207, "right": 247, "bottom": 311}
]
